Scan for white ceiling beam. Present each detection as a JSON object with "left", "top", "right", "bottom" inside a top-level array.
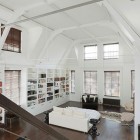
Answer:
[
  {"left": 59, "top": 20, "right": 110, "bottom": 31},
  {"left": 38, "top": 29, "right": 63, "bottom": 59},
  {"left": 1, "top": 0, "right": 103, "bottom": 28},
  {"left": 37, "top": 2, "right": 109, "bottom": 59},
  {"left": 15, "top": 1, "right": 46, "bottom": 12},
  {"left": 75, "top": 34, "right": 118, "bottom": 43},
  {"left": 96, "top": 34, "right": 118, "bottom": 39},
  {"left": 102, "top": 0, "right": 140, "bottom": 54},
  {"left": 118, "top": 31, "right": 136, "bottom": 55},
  {"left": 0, "top": 2, "right": 46, "bottom": 54},
  {"left": 49, "top": 3, "right": 102, "bottom": 43},
  {"left": 38, "top": 3, "right": 102, "bottom": 59},
  {"left": 81, "top": 28, "right": 101, "bottom": 43},
  {"left": 57, "top": 41, "right": 76, "bottom": 66},
  {"left": 47, "top": 0, "right": 57, "bottom": 5},
  {"left": 0, "top": 3, "right": 48, "bottom": 29},
  {"left": 0, "top": 3, "right": 73, "bottom": 43},
  {"left": 74, "top": 41, "right": 79, "bottom": 61}
]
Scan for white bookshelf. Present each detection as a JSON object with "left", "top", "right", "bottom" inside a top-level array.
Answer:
[
  {"left": 54, "top": 69, "right": 60, "bottom": 99},
  {"left": 46, "top": 69, "right": 54, "bottom": 101},
  {"left": 26, "top": 68, "right": 70, "bottom": 115},
  {"left": 38, "top": 69, "right": 46, "bottom": 104},
  {"left": 59, "top": 69, "right": 66, "bottom": 98},
  {"left": 27, "top": 68, "right": 37, "bottom": 107},
  {"left": 66, "top": 70, "right": 70, "bottom": 95}
]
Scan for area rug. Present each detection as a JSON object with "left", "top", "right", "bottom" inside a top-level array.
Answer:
[{"left": 99, "top": 111, "right": 121, "bottom": 123}]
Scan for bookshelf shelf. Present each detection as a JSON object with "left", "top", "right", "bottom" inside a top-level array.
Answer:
[
  {"left": 26, "top": 68, "right": 70, "bottom": 108},
  {"left": 27, "top": 68, "right": 37, "bottom": 107}
]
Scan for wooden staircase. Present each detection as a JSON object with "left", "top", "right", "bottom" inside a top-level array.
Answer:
[{"left": 0, "top": 94, "right": 68, "bottom": 140}]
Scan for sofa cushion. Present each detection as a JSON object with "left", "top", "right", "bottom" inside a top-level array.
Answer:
[
  {"left": 63, "top": 108, "right": 73, "bottom": 116},
  {"left": 90, "top": 95, "right": 97, "bottom": 102},
  {"left": 52, "top": 111, "right": 62, "bottom": 115},
  {"left": 53, "top": 106, "right": 64, "bottom": 114},
  {"left": 73, "top": 110, "right": 86, "bottom": 119},
  {"left": 83, "top": 95, "right": 87, "bottom": 102},
  {"left": 68, "top": 107, "right": 101, "bottom": 120}
]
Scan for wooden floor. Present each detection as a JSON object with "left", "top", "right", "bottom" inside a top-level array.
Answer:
[{"left": 0, "top": 101, "right": 134, "bottom": 140}]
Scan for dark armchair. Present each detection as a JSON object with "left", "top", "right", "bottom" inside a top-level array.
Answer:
[{"left": 82, "top": 94, "right": 98, "bottom": 110}]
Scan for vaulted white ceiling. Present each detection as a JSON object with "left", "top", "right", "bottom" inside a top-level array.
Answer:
[
  {"left": 0, "top": 0, "right": 140, "bottom": 54},
  {"left": 108, "top": 0, "right": 140, "bottom": 37},
  {"left": 0, "top": 0, "right": 117, "bottom": 41}
]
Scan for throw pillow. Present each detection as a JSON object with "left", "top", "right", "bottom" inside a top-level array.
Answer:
[
  {"left": 73, "top": 110, "right": 86, "bottom": 119},
  {"left": 83, "top": 95, "right": 87, "bottom": 102},
  {"left": 90, "top": 95, "right": 96, "bottom": 102},
  {"left": 63, "top": 108, "right": 73, "bottom": 116},
  {"left": 52, "top": 111, "right": 62, "bottom": 115},
  {"left": 53, "top": 106, "right": 64, "bottom": 114}
]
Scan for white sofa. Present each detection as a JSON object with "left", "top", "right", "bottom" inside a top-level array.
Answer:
[{"left": 49, "top": 106, "right": 101, "bottom": 133}]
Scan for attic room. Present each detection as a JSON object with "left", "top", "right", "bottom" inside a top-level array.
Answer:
[{"left": 0, "top": 0, "right": 139, "bottom": 140}]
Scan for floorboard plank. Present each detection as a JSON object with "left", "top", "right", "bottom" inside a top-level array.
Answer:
[{"left": 0, "top": 101, "right": 134, "bottom": 140}]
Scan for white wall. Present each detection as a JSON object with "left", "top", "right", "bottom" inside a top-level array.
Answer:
[
  {"left": 38, "top": 34, "right": 73, "bottom": 69},
  {"left": 0, "top": 24, "right": 73, "bottom": 115},
  {"left": 66, "top": 37, "right": 135, "bottom": 106},
  {"left": 0, "top": 27, "right": 34, "bottom": 66}
]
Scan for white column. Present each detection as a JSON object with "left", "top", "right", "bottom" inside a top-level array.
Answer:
[{"left": 135, "top": 55, "right": 140, "bottom": 140}]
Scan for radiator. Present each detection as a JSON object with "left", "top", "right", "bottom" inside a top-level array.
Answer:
[{"left": 103, "top": 98, "right": 120, "bottom": 107}]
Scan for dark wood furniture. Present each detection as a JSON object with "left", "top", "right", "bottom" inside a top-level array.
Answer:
[
  {"left": 16, "top": 137, "right": 27, "bottom": 140},
  {"left": 0, "top": 116, "right": 2, "bottom": 121},
  {"left": 82, "top": 94, "right": 98, "bottom": 110},
  {"left": 44, "top": 111, "right": 51, "bottom": 124},
  {"left": 88, "top": 119, "right": 100, "bottom": 137},
  {"left": 0, "top": 94, "right": 68, "bottom": 140},
  {"left": 0, "top": 101, "right": 134, "bottom": 140}
]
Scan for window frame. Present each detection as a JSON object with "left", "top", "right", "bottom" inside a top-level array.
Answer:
[
  {"left": 71, "top": 70, "right": 75, "bottom": 93},
  {"left": 104, "top": 71, "right": 120, "bottom": 97},
  {"left": 84, "top": 71, "right": 97, "bottom": 95},
  {"left": 1, "top": 25, "right": 21, "bottom": 53},
  {"left": 4, "top": 70, "right": 21, "bottom": 105},
  {"left": 103, "top": 43, "right": 119, "bottom": 59},
  {"left": 131, "top": 70, "right": 135, "bottom": 99},
  {"left": 84, "top": 45, "right": 97, "bottom": 60}
]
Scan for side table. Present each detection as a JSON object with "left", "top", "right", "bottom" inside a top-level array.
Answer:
[
  {"left": 16, "top": 137, "right": 27, "bottom": 140},
  {"left": 89, "top": 119, "right": 100, "bottom": 137},
  {"left": 44, "top": 111, "right": 51, "bottom": 124}
]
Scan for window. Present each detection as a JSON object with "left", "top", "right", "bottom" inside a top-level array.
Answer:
[
  {"left": 71, "top": 70, "right": 75, "bottom": 93},
  {"left": 84, "top": 71, "right": 97, "bottom": 94},
  {"left": 104, "top": 43, "right": 119, "bottom": 59},
  {"left": 5, "top": 70, "right": 21, "bottom": 105},
  {"left": 131, "top": 70, "right": 135, "bottom": 98},
  {"left": 104, "top": 71, "right": 120, "bottom": 97},
  {"left": 1, "top": 25, "right": 21, "bottom": 53},
  {"left": 84, "top": 45, "right": 97, "bottom": 60}
]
